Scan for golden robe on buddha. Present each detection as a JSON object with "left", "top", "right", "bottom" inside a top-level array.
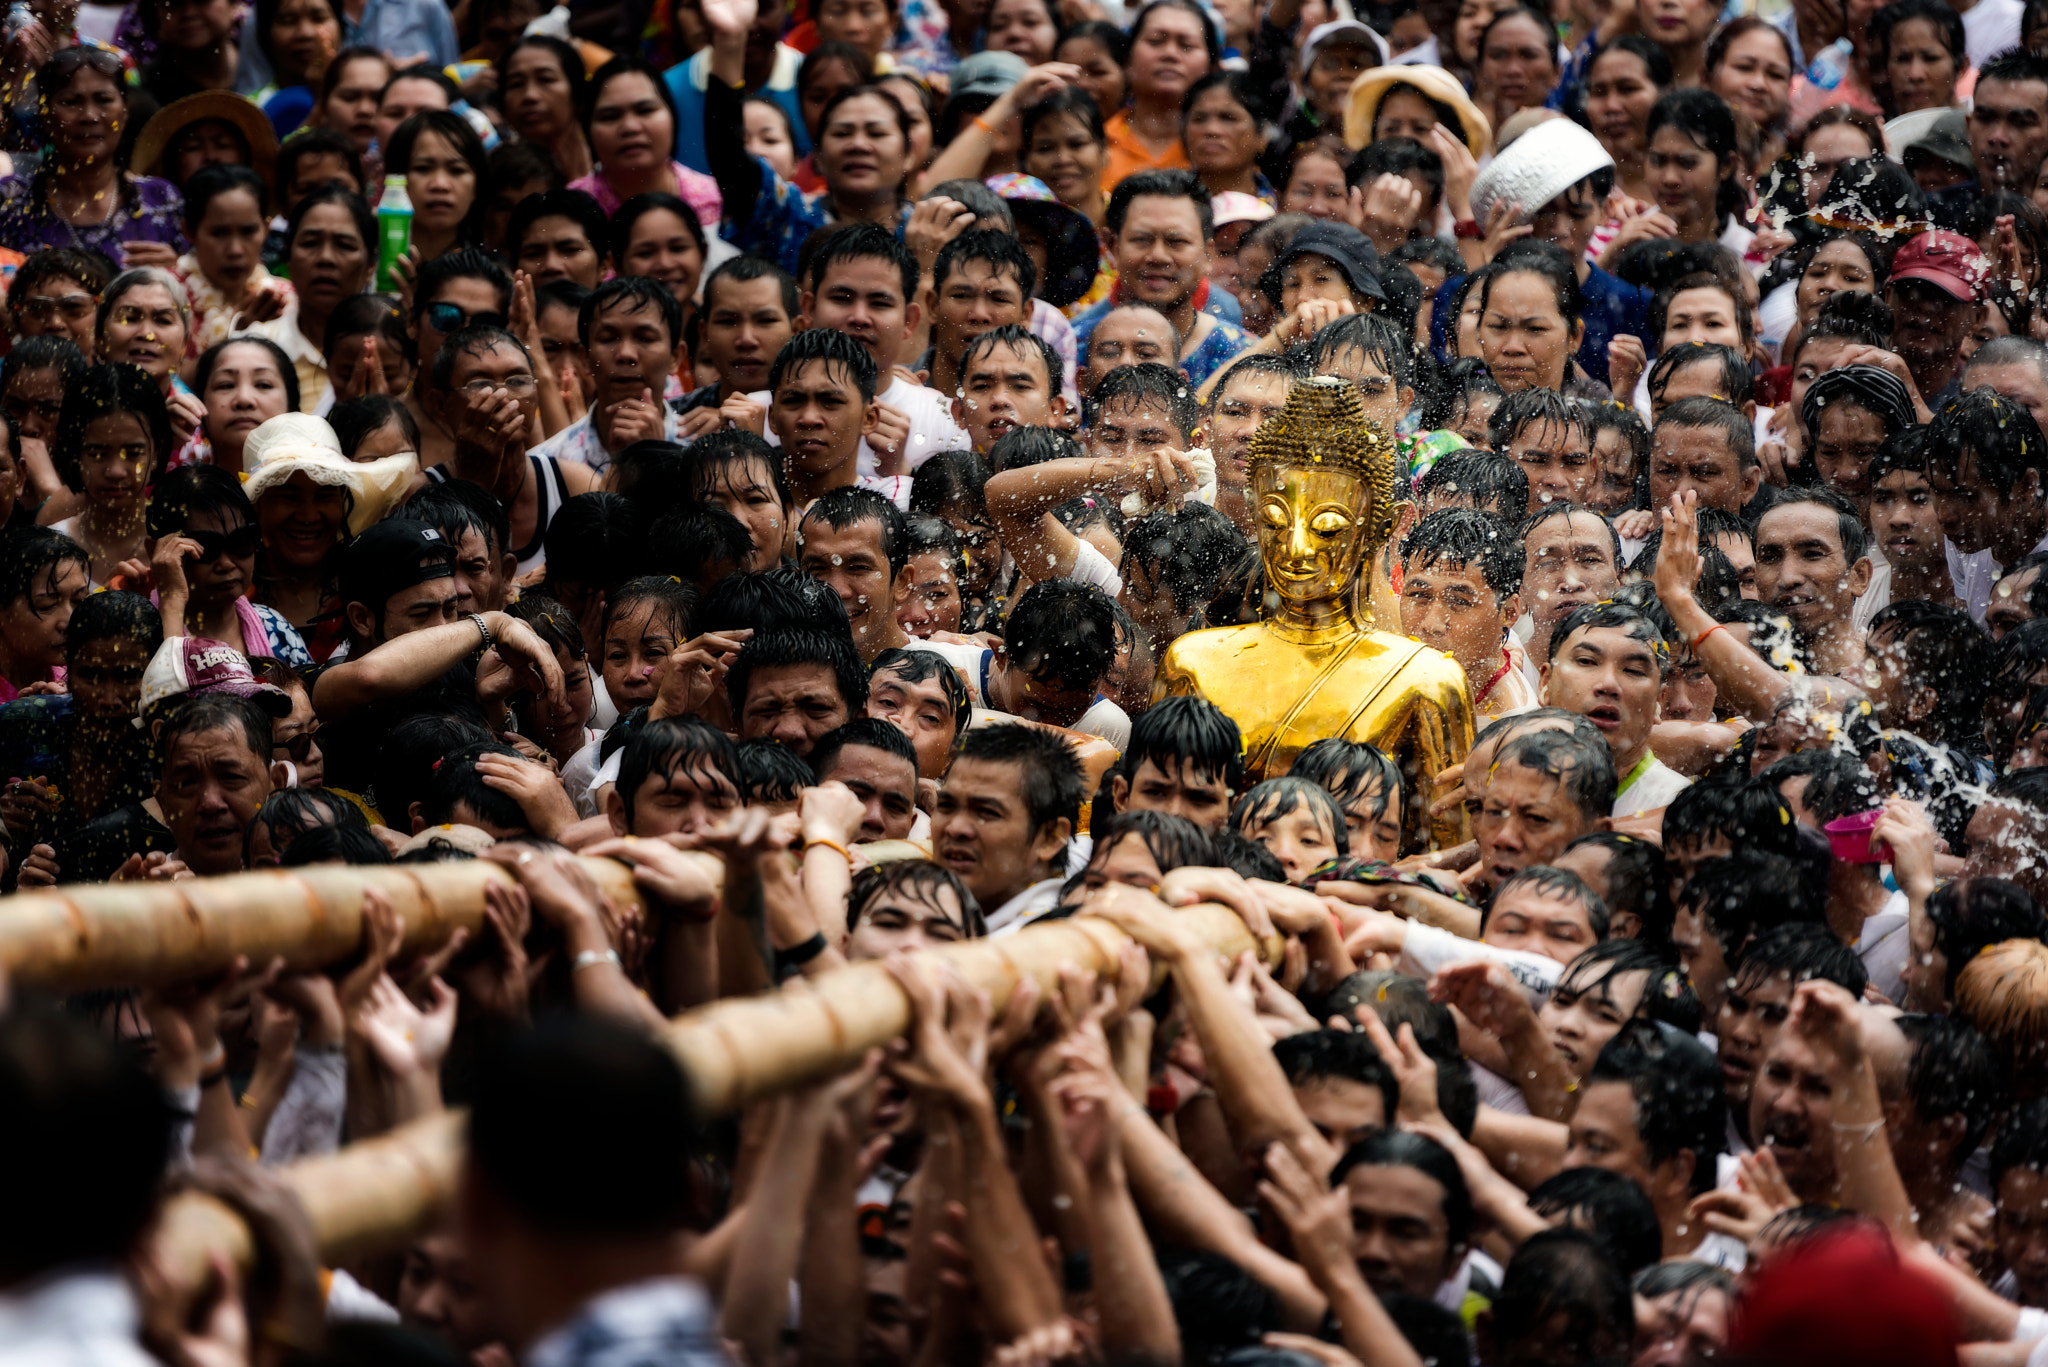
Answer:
[{"left": 1155, "top": 377, "right": 1474, "bottom": 850}]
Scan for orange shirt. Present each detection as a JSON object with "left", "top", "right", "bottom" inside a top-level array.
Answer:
[{"left": 1103, "top": 110, "right": 1190, "bottom": 192}]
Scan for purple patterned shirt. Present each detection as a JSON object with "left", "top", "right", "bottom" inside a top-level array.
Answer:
[{"left": 0, "top": 172, "right": 187, "bottom": 258}]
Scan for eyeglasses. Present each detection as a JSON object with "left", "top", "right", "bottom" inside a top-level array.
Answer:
[
  {"left": 275, "top": 720, "right": 322, "bottom": 764},
  {"left": 109, "top": 304, "right": 183, "bottom": 330},
  {"left": 424, "top": 302, "right": 509, "bottom": 334},
  {"left": 16, "top": 293, "right": 94, "bottom": 322},
  {"left": 186, "top": 524, "right": 263, "bottom": 562},
  {"left": 458, "top": 373, "right": 538, "bottom": 396}
]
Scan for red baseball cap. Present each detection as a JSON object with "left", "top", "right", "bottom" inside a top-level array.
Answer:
[{"left": 1889, "top": 229, "right": 1988, "bottom": 303}]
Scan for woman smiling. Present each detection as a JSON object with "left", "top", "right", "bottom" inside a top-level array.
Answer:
[
  {"left": 147, "top": 464, "right": 311, "bottom": 666},
  {"left": 0, "top": 48, "right": 187, "bottom": 261}
]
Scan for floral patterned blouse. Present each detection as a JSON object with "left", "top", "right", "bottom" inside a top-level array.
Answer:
[
  {"left": 0, "top": 171, "right": 187, "bottom": 258},
  {"left": 179, "top": 254, "right": 294, "bottom": 361}
]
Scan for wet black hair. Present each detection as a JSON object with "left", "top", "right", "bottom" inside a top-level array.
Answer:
[
  {"left": 769, "top": 326, "right": 879, "bottom": 403},
  {"left": 1487, "top": 865, "right": 1611, "bottom": 938},
  {"left": 1417, "top": 449, "right": 1530, "bottom": 517},
  {"left": 1004, "top": 578, "right": 1120, "bottom": 693},
  {"left": 1104, "top": 166, "right": 1215, "bottom": 239},
  {"left": 800, "top": 485, "right": 910, "bottom": 578},
  {"left": 849, "top": 859, "right": 987, "bottom": 939},
  {"left": 1925, "top": 878, "right": 2047, "bottom": 1001},
  {"left": 617, "top": 717, "right": 740, "bottom": 826},
  {"left": 955, "top": 721, "right": 1085, "bottom": 839},
  {"left": 1663, "top": 777, "right": 1801, "bottom": 860},
  {"left": 1679, "top": 851, "right": 1824, "bottom": 958},
  {"left": 1488, "top": 385, "right": 1591, "bottom": 457},
  {"left": 330, "top": 394, "right": 419, "bottom": 462},
  {"left": 1119, "top": 693, "right": 1245, "bottom": 795},
  {"left": 1527, "top": 1168, "right": 1662, "bottom": 1279},
  {"left": 960, "top": 323, "right": 1062, "bottom": 397},
  {"left": 146, "top": 462, "right": 253, "bottom": 540},
  {"left": 701, "top": 565, "right": 850, "bottom": 635},
  {"left": 702, "top": 252, "right": 800, "bottom": 319},
  {"left": 1487, "top": 1229, "right": 1634, "bottom": 1363},
  {"left": 579, "top": 272, "right": 684, "bottom": 351},
  {"left": 1401, "top": 506, "right": 1523, "bottom": 599},
  {"left": 1309, "top": 312, "right": 1415, "bottom": 395},
  {"left": 1272, "top": 1028, "right": 1399, "bottom": 1119},
  {"left": 1732, "top": 921, "right": 1869, "bottom": 999},
  {"left": 931, "top": 227, "right": 1038, "bottom": 301},
  {"left": 726, "top": 626, "right": 869, "bottom": 717},
  {"left": 1562, "top": 832, "right": 1672, "bottom": 945},
  {"left": 809, "top": 714, "right": 919, "bottom": 784},
  {"left": 1493, "top": 727, "right": 1618, "bottom": 824},
  {"left": 1086, "top": 360, "right": 1200, "bottom": 440},
  {"left": 733, "top": 737, "right": 814, "bottom": 806},
  {"left": 1063, "top": 809, "right": 1220, "bottom": 905},
  {"left": 1330, "top": 1129, "right": 1473, "bottom": 1247},
  {"left": 1649, "top": 341, "right": 1752, "bottom": 407},
  {"left": 1589, "top": 1019, "right": 1726, "bottom": 1195},
  {"left": 1929, "top": 385, "right": 2048, "bottom": 501},
  {"left": 870, "top": 646, "right": 972, "bottom": 749},
  {"left": 802, "top": 220, "right": 921, "bottom": 303},
  {"left": 1229, "top": 776, "right": 1350, "bottom": 859},
  {"left": 1897, "top": 1013, "right": 2001, "bottom": 1166},
  {"left": 1867, "top": 600, "right": 1992, "bottom": 752}
]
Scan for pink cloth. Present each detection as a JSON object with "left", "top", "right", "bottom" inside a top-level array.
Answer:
[{"left": 569, "top": 162, "right": 725, "bottom": 233}]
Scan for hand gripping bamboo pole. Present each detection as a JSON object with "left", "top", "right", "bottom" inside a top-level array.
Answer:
[
  {"left": 659, "top": 900, "right": 1280, "bottom": 1118},
  {"left": 145, "top": 895, "right": 1279, "bottom": 1284},
  {"left": 0, "top": 855, "right": 713, "bottom": 992}
]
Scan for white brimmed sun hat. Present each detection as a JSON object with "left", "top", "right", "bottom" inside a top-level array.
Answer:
[{"left": 242, "top": 413, "right": 417, "bottom": 538}]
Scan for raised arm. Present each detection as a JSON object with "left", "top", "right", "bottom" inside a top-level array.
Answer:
[
  {"left": 986, "top": 450, "right": 1196, "bottom": 584},
  {"left": 702, "top": 0, "right": 765, "bottom": 224},
  {"left": 1653, "top": 491, "right": 1792, "bottom": 723},
  {"left": 312, "top": 610, "right": 565, "bottom": 723}
]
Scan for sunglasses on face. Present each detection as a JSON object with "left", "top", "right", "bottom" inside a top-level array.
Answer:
[
  {"left": 17, "top": 293, "right": 94, "bottom": 321},
  {"left": 186, "top": 525, "right": 263, "bottom": 562},
  {"left": 276, "top": 720, "right": 322, "bottom": 764},
  {"left": 424, "top": 302, "right": 509, "bottom": 334}
]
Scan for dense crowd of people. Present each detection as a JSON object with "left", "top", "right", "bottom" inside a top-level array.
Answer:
[{"left": 16, "top": 0, "right": 2048, "bottom": 1362}]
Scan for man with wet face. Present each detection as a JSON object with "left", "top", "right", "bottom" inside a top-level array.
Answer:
[
  {"left": 810, "top": 717, "right": 920, "bottom": 841},
  {"left": 1649, "top": 398, "right": 1761, "bottom": 518},
  {"left": 768, "top": 329, "right": 889, "bottom": 508},
  {"left": 844, "top": 859, "right": 986, "bottom": 960},
  {"left": 1329, "top": 1130, "right": 1474, "bottom": 1301},
  {"left": 925, "top": 230, "right": 1036, "bottom": 405},
  {"left": 1754, "top": 489, "right": 1873, "bottom": 678},
  {"left": 154, "top": 692, "right": 279, "bottom": 878},
  {"left": 727, "top": 625, "right": 866, "bottom": 759},
  {"left": 935, "top": 721, "right": 1083, "bottom": 933},
  {"left": 1887, "top": 231, "right": 1987, "bottom": 405},
  {"left": 798, "top": 487, "right": 912, "bottom": 663},
  {"left": 1274, "top": 1029, "right": 1399, "bottom": 1152},
  {"left": 604, "top": 717, "right": 742, "bottom": 839},
  {"left": 1474, "top": 728, "right": 1615, "bottom": 894},
  {"left": 1563, "top": 1021, "right": 1726, "bottom": 1260},
  {"left": 1745, "top": 980, "right": 1899, "bottom": 1209},
  {"left": 1081, "top": 304, "right": 1181, "bottom": 396},
  {"left": 1520, "top": 504, "right": 1623, "bottom": 684},
  {"left": 951, "top": 324, "right": 1068, "bottom": 456},
  {"left": 1540, "top": 600, "right": 1691, "bottom": 817},
  {"left": 401, "top": 483, "right": 516, "bottom": 616},
  {"left": 1202, "top": 354, "right": 1298, "bottom": 535},
  {"left": 867, "top": 647, "right": 968, "bottom": 780},
  {"left": 1967, "top": 51, "right": 2048, "bottom": 193},
  {"left": 795, "top": 223, "right": 968, "bottom": 475},
  {"left": 1712, "top": 924, "right": 1866, "bottom": 1152},
  {"left": 1928, "top": 386, "right": 2048, "bottom": 621},
  {"left": 1400, "top": 507, "right": 1531, "bottom": 723},
  {"left": 1489, "top": 388, "right": 1596, "bottom": 512},
  {"left": 1104, "top": 694, "right": 1243, "bottom": 833},
  {"left": 1987, "top": 553, "right": 2048, "bottom": 639}
]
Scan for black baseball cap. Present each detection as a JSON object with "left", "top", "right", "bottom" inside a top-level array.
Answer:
[
  {"left": 339, "top": 520, "right": 457, "bottom": 613},
  {"left": 1272, "top": 222, "right": 1386, "bottom": 305}
]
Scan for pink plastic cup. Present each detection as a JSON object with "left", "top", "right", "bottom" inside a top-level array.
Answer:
[{"left": 1824, "top": 809, "right": 1892, "bottom": 865}]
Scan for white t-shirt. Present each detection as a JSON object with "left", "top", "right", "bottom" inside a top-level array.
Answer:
[
  {"left": 1069, "top": 537, "right": 1124, "bottom": 598},
  {"left": 749, "top": 375, "right": 968, "bottom": 481},
  {"left": 1613, "top": 755, "right": 1691, "bottom": 818},
  {"left": 1398, "top": 921, "right": 1562, "bottom": 1005},
  {"left": 917, "top": 638, "right": 1132, "bottom": 749},
  {"left": 1858, "top": 891, "right": 1911, "bottom": 1005},
  {"left": 1963, "top": 0, "right": 2024, "bottom": 68}
]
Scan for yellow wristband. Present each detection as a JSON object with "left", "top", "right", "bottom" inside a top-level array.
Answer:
[
  {"left": 973, "top": 114, "right": 996, "bottom": 134},
  {"left": 804, "top": 837, "right": 852, "bottom": 862}
]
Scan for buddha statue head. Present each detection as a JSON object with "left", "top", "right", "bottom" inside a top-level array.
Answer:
[{"left": 1248, "top": 376, "right": 1400, "bottom": 613}]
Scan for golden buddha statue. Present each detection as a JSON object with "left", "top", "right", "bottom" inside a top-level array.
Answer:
[{"left": 1155, "top": 377, "right": 1474, "bottom": 849}]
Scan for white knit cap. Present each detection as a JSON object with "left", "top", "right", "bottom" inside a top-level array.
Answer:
[{"left": 1469, "top": 118, "right": 1615, "bottom": 227}]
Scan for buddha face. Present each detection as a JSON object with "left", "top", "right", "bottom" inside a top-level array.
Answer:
[{"left": 1256, "top": 463, "right": 1373, "bottom": 605}]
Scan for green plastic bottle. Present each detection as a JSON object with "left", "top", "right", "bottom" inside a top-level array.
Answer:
[{"left": 375, "top": 174, "right": 412, "bottom": 294}]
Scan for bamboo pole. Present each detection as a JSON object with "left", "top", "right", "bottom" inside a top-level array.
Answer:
[
  {"left": 660, "top": 902, "right": 1277, "bottom": 1117},
  {"left": 0, "top": 855, "right": 718, "bottom": 992}
]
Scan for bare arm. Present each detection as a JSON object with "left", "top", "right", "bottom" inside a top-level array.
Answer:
[
  {"left": 986, "top": 451, "right": 1194, "bottom": 585},
  {"left": 1653, "top": 492, "right": 1792, "bottom": 723}
]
